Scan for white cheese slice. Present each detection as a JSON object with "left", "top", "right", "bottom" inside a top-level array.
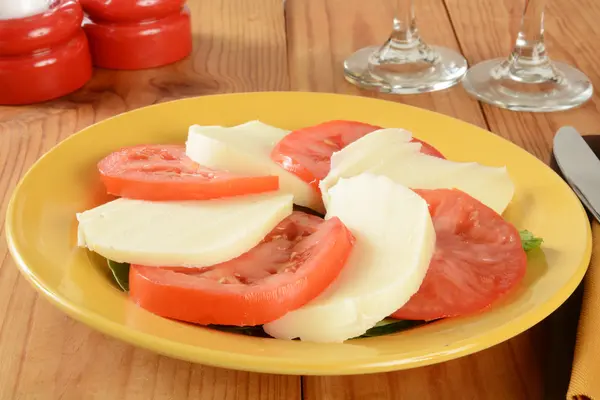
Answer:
[
  {"left": 320, "top": 128, "right": 421, "bottom": 208},
  {"left": 186, "top": 122, "right": 323, "bottom": 213},
  {"left": 263, "top": 174, "right": 435, "bottom": 343},
  {"left": 320, "top": 129, "right": 514, "bottom": 215},
  {"left": 329, "top": 128, "right": 417, "bottom": 171},
  {"left": 77, "top": 193, "right": 293, "bottom": 267}
]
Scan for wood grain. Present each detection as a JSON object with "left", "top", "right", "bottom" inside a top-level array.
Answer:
[
  {"left": 442, "top": 0, "right": 600, "bottom": 396},
  {"left": 285, "top": 0, "right": 486, "bottom": 128},
  {"left": 0, "top": 0, "right": 597, "bottom": 398},
  {"left": 0, "top": 0, "right": 289, "bottom": 125},
  {"left": 0, "top": 1, "right": 300, "bottom": 399},
  {"left": 445, "top": 0, "right": 600, "bottom": 161},
  {"left": 285, "top": 0, "right": 594, "bottom": 398}
]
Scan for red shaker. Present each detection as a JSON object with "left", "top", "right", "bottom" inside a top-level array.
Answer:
[
  {"left": 0, "top": 0, "right": 93, "bottom": 105},
  {"left": 80, "top": 0, "right": 192, "bottom": 70}
]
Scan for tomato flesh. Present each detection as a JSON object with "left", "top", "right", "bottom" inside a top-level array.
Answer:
[
  {"left": 392, "top": 189, "right": 527, "bottom": 321},
  {"left": 129, "top": 212, "right": 355, "bottom": 326},
  {"left": 270, "top": 120, "right": 445, "bottom": 191},
  {"left": 411, "top": 138, "right": 446, "bottom": 159},
  {"left": 98, "top": 145, "right": 278, "bottom": 201},
  {"left": 271, "top": 121, "right": 381, "bottom": 189}
]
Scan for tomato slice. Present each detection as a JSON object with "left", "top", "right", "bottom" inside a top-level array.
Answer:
[
  {"left": 270, "top": 120, "right": 445, "bottom": 191},
  {"left": 98, "top": 145, "right": 278, "bottom": 201},
  {"left": 411, "top": 138, "right": 446, "bottom": 159},
  {"left": 391, "top": 189, "right": 527, "bottom": 321},
  {"left": 129, "top": 212, "right": 355, "bottom": 326}
]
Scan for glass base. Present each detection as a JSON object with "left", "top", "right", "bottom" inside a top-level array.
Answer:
[
  {"left": 343, "top": 45, "right": 468, "bottom": 94},
  {"left": 462, "top": 58, "right": 593, "bottom": 112}
]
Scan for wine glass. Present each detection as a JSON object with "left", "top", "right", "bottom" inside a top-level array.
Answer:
[
  {"left": 343, "top": 0, "right": 468, "bottom": 94},
  {"left": 462, "top": 0, "right": 593, "bottom": 112}
]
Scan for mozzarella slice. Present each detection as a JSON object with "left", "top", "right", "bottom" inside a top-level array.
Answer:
[
  {"left": 329, "top": 128, "right": 417, "bottom": 171},
  {"left": 186, "top": 122, "right": 323, "bottom": 213},
  {"left": 77, "top": 193, "right": 293, "bottom": 267},
  {"left": 263, "top": 174, "right": 435, "bottom": 343},
  {"left": 321, "top": 129, "right": 421, "bottom": 208},
  {"left": 231, "top": 120, "right": 290, "bottom": 137},
  {"left": 320, "top": 129, "right": 514, "bottom": 215}
]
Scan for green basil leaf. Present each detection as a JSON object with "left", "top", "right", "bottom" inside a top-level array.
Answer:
[
  {"left": 208, "top": 319, "right": 425, "bottom": 339},
  {"left": 107, "top": 260, "right": 130, "bottom": 292},
  {"left": 519, "top": 230, "right": 543, "bottom": 252},
  {"left": 208, "top": 325, "right": 271, "bottom": 338},
  {"left": 358, "top": 319, "right": 425, "bottom": 338}
]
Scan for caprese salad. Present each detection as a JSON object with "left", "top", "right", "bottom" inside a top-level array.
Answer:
[{"left": 76, "top": 120, "right": 543, "bottom": 343}]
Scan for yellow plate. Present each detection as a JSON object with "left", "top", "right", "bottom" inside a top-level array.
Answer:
[{"left": 5, "top": 92, "right": 592, "bottom": 375}]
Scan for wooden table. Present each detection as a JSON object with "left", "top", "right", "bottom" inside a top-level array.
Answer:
[{"left": 1, "top": 0, "right": 598, "bottom": 398}]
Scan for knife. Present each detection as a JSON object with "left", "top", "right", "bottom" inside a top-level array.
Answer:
[{"left": 553, "top": 126, "right": 600, "bottom": 223}]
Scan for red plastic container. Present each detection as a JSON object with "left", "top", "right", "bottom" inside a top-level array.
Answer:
[
  {"left": 81, "top": 0, "right": 192, "bottom": 70},
  {"left": 0, "top": 0, "right": 93, "bottom": 105}
]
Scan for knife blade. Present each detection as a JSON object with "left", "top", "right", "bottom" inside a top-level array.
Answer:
[{"left": 553, "top": 126, "right": 600, "bottom": 223}]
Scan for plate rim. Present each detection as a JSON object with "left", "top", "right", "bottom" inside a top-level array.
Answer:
[{"left": 5, "top": 91, "right": 593, "bottom": 375}]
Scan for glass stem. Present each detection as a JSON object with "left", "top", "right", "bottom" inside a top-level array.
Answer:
[
  {"left": 504, "top": 0, "right": 558, "bottom": 83},
  {"left": 390, "top": 0, "right": 420, "bottom": 46},
  {"left": 371, "top": 0, "right": 438, "bottom": 65}
]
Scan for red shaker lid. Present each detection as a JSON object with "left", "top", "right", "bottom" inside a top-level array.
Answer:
[
  {"left": 0, "top": 0, "right": 83, "bottom": 56},
  {"left": 80, "top": 0, "right": 187, "bottom": 23},
  {"left": 0, "top": 0, "right": 93, "bottom": 105},
  {"left": 82, "top": 5, "right": 192, "bottom": 70}
]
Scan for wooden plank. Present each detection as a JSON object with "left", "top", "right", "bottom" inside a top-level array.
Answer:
[
  {"left": 0, "top": 1, "right": 301, "bottom": 399},
  {"left": 0, "top": 0, "right": 290, "bottom": 124},
  {"left": 285, "top": 0, "right": 549, "bottom": 398},
  {"left": 285, "top": 0, "right": 486, "bottom": 128},
  {"left": 444, "top": 0, "right": 600, "bottom": 397},
  {"left": 445, "top": 0, "right": 600, "bottom": 159}
]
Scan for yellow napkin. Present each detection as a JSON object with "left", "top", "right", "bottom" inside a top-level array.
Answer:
[{"left": 568, "top": 221, "right": 600, "bottom": 400}]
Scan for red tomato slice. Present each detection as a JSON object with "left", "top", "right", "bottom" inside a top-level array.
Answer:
[
  {"left": 411, "top": 138, "right": 446, "bottom": 159},
  {"left": 129, "top": 212, "right": 355, "bottom": 326},
  {"left": 98, "top": 145, "right": 278, "bottom": 201},
  {"left": 392, "top": 189, "right": 527, "bottom": 321},
  {"left": 270, "top": 121, "right": 381, "bottom": 189},
  {"left": 270, "top": 120, "right": 445, "bottom": 191}
]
